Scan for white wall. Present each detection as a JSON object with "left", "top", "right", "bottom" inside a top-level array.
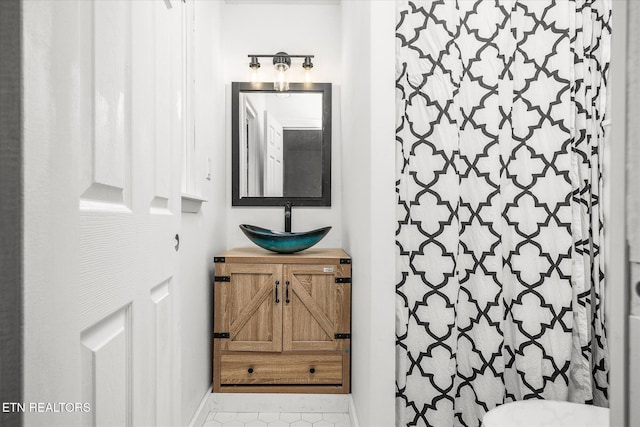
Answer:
[
  {"left": 179, "top": 1, "right": 227, "bottom": 424},
  {"left": 263, "top": 92, "right": 322, "bottom": 128},
  {"left": 341, "top": 1, "right": 396, "bottom": 426},
  {"left": 221, "top": 1, "right": 343, "bottom": 248}
]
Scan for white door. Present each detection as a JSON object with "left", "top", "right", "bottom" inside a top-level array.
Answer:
[
  {"left": 241, "top": 99, "right": 261, "bottom": 197},
  {"left": 23, "top": 1, "right": 183, "bottom": 426},
  {"left": 264, "top": 111, "right": 284, "bottom": 197}
]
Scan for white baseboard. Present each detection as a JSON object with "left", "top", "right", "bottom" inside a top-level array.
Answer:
[
  {"left": 348, "top": 394, "right": 360, "bottom": 427},
  {"left": 188, "top": 385, "right": 213, "bottom": 427},
  {"left": 210, "top": 392, "right": 350, "bottom": 414}
]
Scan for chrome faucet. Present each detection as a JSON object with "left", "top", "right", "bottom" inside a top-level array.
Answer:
[{"left": 284, "top": 201, "right": 292, "bottom": 232}]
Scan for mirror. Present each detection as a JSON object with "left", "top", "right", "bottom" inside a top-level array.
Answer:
[{"left": 232, "top": 82, "right": 331, "bottom": 206}]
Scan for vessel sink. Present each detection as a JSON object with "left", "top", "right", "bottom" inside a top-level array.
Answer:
[{"left": 239, "top": 224, "right": 332, "bottom": 254}]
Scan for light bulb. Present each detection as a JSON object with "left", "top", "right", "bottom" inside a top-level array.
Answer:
[
  {"left": 274, "top": 65, "right": 289, "bottom": 91},
  {"left": 272, "top": 52, "right": 290, "bottom": 92},
  {"left": 249, "top": 56, "right": 260, "bottom": 84},
  {"left": 302, "top": 56, "right": 313, "bottom": 84}
]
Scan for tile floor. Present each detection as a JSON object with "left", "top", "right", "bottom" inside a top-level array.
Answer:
[{"left": 202, "top": 412, "right": 352, "bottom": 427}]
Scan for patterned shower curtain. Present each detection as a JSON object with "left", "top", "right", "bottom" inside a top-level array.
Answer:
[{"left": 395, "top": 1, "right": 611, "bottom": 426}]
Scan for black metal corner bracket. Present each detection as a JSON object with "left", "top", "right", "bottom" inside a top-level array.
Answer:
[
  {"left": 335, "top": 277, "right": 351, "bottom": 283},
  {"left": 335, "top": 333, "right": 351, "bottom": 339},
  {"left": 214, "top": 257, "right": 226, "bottom": 263},
  {"left": 214, "top": 276, "right": 230, "bottom": 282},
  {"left": 339, "top": 258, "right": 351, "bottom": 264}
]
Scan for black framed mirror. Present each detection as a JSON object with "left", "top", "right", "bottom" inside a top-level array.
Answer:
[{"left": 232, "top": 82, "right": 331, "bottom": 206}]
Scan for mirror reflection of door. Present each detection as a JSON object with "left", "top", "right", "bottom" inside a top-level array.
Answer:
[
  {"left": 247, "top": 104, "right": 263, "bottom": 196},
  {"left": 264, "top": 111, "right": 283, "bottom": 197},
  {"left": 240, "top": 99, "right": 263, "bottom": 197},
  {"left": 239, "top": 91, "right": 323, "bottom": 199}
]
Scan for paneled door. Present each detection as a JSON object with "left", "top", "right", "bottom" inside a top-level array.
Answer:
[
  {"left": 283, "top": 264, "right": 351, "bottom": 352},
  {"left": 23, "top": 1, "right": 184, "bottom": 426},
  {"left": 78, "top": 2, "right": 183, "bottom": 426},
  {"left": 264, "top": 111, "right": 284, "bottom": 197},
  {"left": 215, "top": 263, "right": 283, "bottom": 352}
]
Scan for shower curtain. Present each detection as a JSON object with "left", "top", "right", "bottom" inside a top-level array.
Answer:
[{"left": 395, "top": 1, "right": 611, "bottom": 426}]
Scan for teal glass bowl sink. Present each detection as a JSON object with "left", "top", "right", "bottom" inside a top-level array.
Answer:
[{"left": 239, "top": 224, "right": 332, "bottom": 254}]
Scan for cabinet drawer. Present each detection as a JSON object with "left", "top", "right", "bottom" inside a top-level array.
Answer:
[{"left": 220, "top": 352, "right": 343, "bottom": 385}]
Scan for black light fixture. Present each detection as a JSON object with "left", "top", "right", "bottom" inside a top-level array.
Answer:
[{"left": 247, "top": 52, "right": 315, "bottom": 91}]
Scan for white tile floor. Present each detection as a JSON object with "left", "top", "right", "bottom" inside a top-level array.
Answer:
[{"left": 203, "top": 412, "right": 352, "bottom": 427}]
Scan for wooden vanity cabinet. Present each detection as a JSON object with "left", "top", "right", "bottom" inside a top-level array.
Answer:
[{"left": 213, "top": 248, "right": 351, "bottom": 393}]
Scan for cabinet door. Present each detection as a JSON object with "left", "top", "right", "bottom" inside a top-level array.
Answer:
[
  {"left": 283, "top": 264, "right": 351, "bottom": 352},
  {"left": 217, "top": 263, "right": 283, "bottom": 352}
]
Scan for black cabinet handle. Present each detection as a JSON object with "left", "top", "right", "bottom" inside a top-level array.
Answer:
[
  {"left": 275, "top": 280, "right": 280, "bottom": 303},
  {"left": 285, "top": 280, "right": 290, "bottom": 304},
  {"left": 248, "top": 368, "right": 254, "bottom": 374},
  {"left": 309, "top": 368, "right": 315, "bottom": 374},
  {"left": 636, "top": 281, "right": 640, "bottom": 297}
]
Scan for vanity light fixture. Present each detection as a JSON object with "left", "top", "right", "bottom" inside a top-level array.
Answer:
[{"left": 247, "top": 52, "right": 315, "bottom": 91}]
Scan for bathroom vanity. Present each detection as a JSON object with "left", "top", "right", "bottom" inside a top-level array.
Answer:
[{"left": 213, "top": 247, "right": 351, "bottom": 393}]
